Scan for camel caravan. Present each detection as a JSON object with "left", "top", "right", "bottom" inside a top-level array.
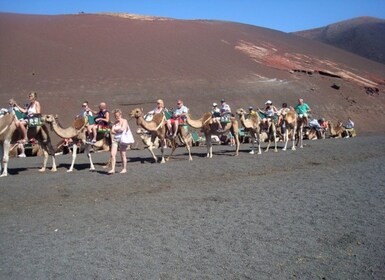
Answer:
[{"left": 0, "top": 96, "right": 357, "bottom": 177}]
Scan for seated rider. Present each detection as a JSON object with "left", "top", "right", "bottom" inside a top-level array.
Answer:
[
  {"left": 89, "top": 102, "right": 110, "bottom": 144},
  {"left": 12, "top": 91, "right": 41, "bottom": 141},
  {"left": 211, "top": 102, "right": 223, "bottom": 132},
  {"left": 344, "top": 117, "right": 354, "bottom": 129},
  {"left": 147, "top": 99, "right": 168, "bottom": 148},
  {"left": 217, "top": 99, "right": 231, "bottom": 132},
  {"left": 295, "top": 98, "right": 311, "bottom": 126},
  {"left": 247, "top": 106, "right": 257, "bottom": 119},
  {"left": 344, "top": 117, "right": 355, "bottom": 138},
  {"left": 166, "top": 99, "right": 188, "bottom": 138},
  {"left": 77, "top": 101, "right": 93, "bottom": 138},
  {"left": 258, "top": 100, "right": 278, "bottom": 129}
]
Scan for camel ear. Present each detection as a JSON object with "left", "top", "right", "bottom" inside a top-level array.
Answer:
[{"left": 54, "top": 114, "right": 58, "bottom": 118}]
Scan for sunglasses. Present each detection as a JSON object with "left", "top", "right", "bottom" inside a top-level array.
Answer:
[{"left": 177, "top": 103, "right": 181, "bottom": 105}]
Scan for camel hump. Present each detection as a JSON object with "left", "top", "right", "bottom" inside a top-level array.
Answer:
[
  {"left": 73, "top": 117, "right": 86, "bottom": 130},
  {"left": 152, "top": 113, "right": 165, "bottom": 125},
  {"left": 202, "top": 112, "right": 212, "bottom": 123}
]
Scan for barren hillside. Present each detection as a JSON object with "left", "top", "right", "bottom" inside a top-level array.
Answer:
[
  {"left": 294, "top": 17, "right": 385, "bottom": 65},
  {"left": 1, "top": 13, "right": 384, "bottom": 133}
]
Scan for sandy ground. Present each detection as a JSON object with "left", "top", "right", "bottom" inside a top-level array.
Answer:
[{"left": 1, "top": 134, "right": 385, "bottom": 279}]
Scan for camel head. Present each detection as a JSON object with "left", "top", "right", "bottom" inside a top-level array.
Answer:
[
  {"left": 41, "top": 114, "right": 58, "bottom": 124},
  {"left": 130, "top": 108, "right": 144, "bottom": 119},
  {"left": 236, "top": 108, "right": 246, "bottom": 116}
]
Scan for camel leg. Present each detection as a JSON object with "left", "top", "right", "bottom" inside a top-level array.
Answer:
[
  {"left": 0, "top": 141, "right": 10, "bottom": 177},
  {"left": 87, "top": 144, "right": 96, "bottom": 171},
  {"left": 181, "top": 133, "right": 193, "bottom": 161},
  {"left": 50, "top": 154, "right": 57, "bottom": 172},
  {"left": 282, "top": 130, "right": 289, "bottom": 151},
  {"left": 291, "top": 127, "right": 297, "bottom": 150},
  {"left": 234, "top": 134, "right": 240, "bottom": 156},
  {"left": 67, "top": 143, "right": 77, "bottom": 172},
  {"left": 166, "top": 139, "right": 177, "bottom": 162},
  {"left": 146, "top": 141, "right": 158, "bottom": 163},
  {"left": 249, "top": 132, "right": 255, "bottom": 154},
  {"left": 205, "top": 133, "right": 212, "bottom": 158},
  {"left": 39, "top": 149, "right": 48, "bottom": 172},
  {"left": 298, "top": 127, "right": 304, "bottom": 148},
  {"left": 159, "top": 146, "right": 165, "bottom": 163},
  {"left": 273, "top": 129, "right": 278, "bottom": 152},
  {"left": 0, "top": 143, "right": 3, "bottom": 176},
  {"left": 256, "top": 132, "right": 262, "bottom": 155}
]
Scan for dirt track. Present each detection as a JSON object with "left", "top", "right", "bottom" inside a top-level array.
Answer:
[{"left": 1, "top": 135, "right": 385, "bottom": 279}]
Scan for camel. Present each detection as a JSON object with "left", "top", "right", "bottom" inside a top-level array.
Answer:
[
  {"left": 235, "top": 108, "right": 262, "bottom": 155},
  {"left": 280, "top": 109, "right": 298, "bottom": 151},
  {"left": 130, "top": 108, "right": 193, "bottom": 163},
  {"left": 9, "top": 115, "right": 57, "bottom": 173},
  {"left": 0, "top": 111, "right": 18, "bottom": 177},
  {"left": 42, "top": 114, "right": 110, "bottom": 172},
  {"left": 328, "top": 121, "right": 349, "bottom": 138},
  {"left": 186, "top": 112, "right": 239, "bottom": 158}
]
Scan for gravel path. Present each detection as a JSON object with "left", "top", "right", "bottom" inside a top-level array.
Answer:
[{"left": 1, "top": 135, "right": 385, "bottom": 279}]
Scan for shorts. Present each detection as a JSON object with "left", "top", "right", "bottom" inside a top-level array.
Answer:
[
  {"left": 170, "top": 117, "right": 184, "bottom": 124},
  {"left": 112, "top": 137, "right": 128, "bottom": 150}
]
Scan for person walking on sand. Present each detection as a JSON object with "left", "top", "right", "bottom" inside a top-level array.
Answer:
[{"left": 108, "top": 109, "right": 129, "bottom": 174}]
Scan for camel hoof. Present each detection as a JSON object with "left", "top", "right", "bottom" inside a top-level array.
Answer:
[
  {"left": 51, "top": 168, "right": 57, "bottom": 172},
  {"left": 38, "top": 168, "right": 46, "bottom": 172},
  {"left": 249, "top": 150, "right": 255, "bottom": 155},
  {"left": 67, "top": 169, "right": 73, "bottom": 173},
  {"left": 89, "top": 167, "right": 95, "bottom": 171},
  {"left": 0, "top": 173, "right": 7, "bottom": 177}
]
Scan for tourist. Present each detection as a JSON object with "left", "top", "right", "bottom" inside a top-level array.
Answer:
[
  {"left": 166, "top": 99, "right": 189, "bottom": 138},
  {"left": 89, "top": 102, "right": 110, "bottom": 144},
  {"left": 211, "top": 102, "right": 223, "bottom": 132},
  {"left": 295, "top": 98, "right": 311, "bottom": 125},
  {"left": 108, "top": 109, "right": 129, "bottom": 174}
]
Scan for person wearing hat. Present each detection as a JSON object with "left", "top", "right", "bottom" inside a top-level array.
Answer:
[
  {"left": 217, "top": 99, "right": 232, "bottom": 132},
  {"left": 211, "top": 102, "right": 223, "bottom": 132},
  {"left": 247, "top": 106, "right": 257, "bottom": 119},
  {"left": 258, "top": 100, "right": 278, "bottom": 128}
]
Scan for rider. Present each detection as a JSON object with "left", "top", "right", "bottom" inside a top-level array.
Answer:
[
  {"left": 295, "top": 98, "right": 311, "bottom": 126},
  {"left": 247, "top": 106, "right": 257, "bottom": 119},
  {"left": 147, "top": 99, "right": 166, "bottom": 118},
  {"left": 258, "top": 100, "right": 278, "bottom": 129},
  {"left": 12, "top": 92, "right": 42, "bottom": 157},
  {"left": 211, "top": 102, "right": 223, "bottom": 132},
  {"left": 89, "top": 102, "right": 110, "bottom": 144},
  {"left": 147, "top": 99, "right": 168, "bottom": 148},
  {"left": 166, "top": 99, "right": 189, "bottom": 138},
  {"left": 218, "top": 99, "right": 231, "bottom": 132}
]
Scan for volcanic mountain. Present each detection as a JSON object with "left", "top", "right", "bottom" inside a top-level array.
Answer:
[
  {"left": 1, "top": 12, "right": 384, "bottom": 133},
  {"left": 294, "top": 17, "right": 385, "bottom": 65}
]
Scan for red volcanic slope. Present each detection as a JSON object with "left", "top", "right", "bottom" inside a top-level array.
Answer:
[
  {"left": 0, "top": 13, "right": 385, "bottom": 133},
  {"left": 294, "top": 17, "right": 385, "bottom": 65}
]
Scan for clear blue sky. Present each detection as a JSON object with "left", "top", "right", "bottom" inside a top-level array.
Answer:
[{"left": 1, "top": 0, "right": 384, "bottom": 32}]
